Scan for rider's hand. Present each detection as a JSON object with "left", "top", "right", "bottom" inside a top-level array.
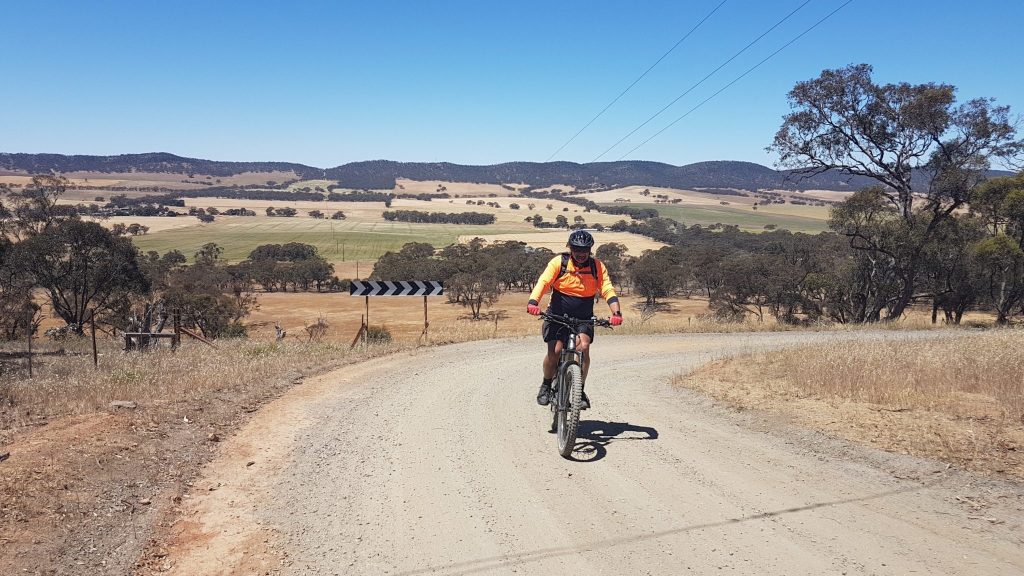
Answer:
[
  {"left": 527, "top": 303, "right": 541, "bottom": 315},
  {"left": 610, "top": 313, "right": 623, "bottom": 326}
]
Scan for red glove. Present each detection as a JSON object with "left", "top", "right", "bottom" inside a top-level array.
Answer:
[
  {"left": 527, "top": 304, "right": 541, "bottom": 315},
  {"left": 610, "top": 313, "right": 623, "bottom": 326}
]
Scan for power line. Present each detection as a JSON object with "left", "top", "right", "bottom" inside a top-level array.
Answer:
[
  {"left": 617, "top": 0, "right": 854, "bottom": 160},
  {"left": 590, "top": 0, "right": 813, "bottom": 163},
  {"left": 544, "top": 0, "right": 729, "bottom": 162}
]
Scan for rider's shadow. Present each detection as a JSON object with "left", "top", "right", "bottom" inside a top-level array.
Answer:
[{"left": 569, "top": 420, "right": 659, "bottom": 462}]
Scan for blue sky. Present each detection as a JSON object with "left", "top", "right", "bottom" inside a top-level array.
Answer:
[{"left": 2, "top": 1, "right": 1021, "bottom": 169}]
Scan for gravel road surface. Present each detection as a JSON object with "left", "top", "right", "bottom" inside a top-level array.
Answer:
[{"left": 163, "top": 332, "right": 1024, "bottom": 575}]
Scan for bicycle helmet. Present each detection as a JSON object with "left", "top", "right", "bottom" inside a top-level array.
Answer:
[{"left": 567, "top": 229, "right": 594, "bottom": 250}]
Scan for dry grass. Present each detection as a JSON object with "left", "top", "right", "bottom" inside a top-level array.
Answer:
[
  {"left": 770, "top": 331, "right": 1024, "bottom": 418},
  {"left": 247, "top": 290, "right": 978, "bottom": 346},
  {"left": 1, "top": 310, "right": 1017, "bottom": 573},
  {"left": 0, "top": 298, "right": 809, "bottom": 430},
  {"left": 0, "top": 332, "right": 408, "bottom": 574},
  {"left": 0, "top": 337, "right": 402, "bottom": 431},
  {"left": 681, "top": 329, "right": 1024, "bottom": 478},
  {"left": 8, "top": 294, "right": 1005, "bottom": 436}
]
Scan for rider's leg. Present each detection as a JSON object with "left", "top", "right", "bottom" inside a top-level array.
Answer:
[
  {"left": 543, "top": 339, "right": 561, "bottom": 380},
  {"left": 537, "top": 339, "right": 563, "bottom": 405},
  {"left": 576, "top": 333, "right": 592, "bottom": 381},
  {"left": 576, "top": 334, "right": 592, "bottom": 409}
]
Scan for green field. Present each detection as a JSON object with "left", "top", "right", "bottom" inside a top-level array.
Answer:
[
  {"left": 130, "top": 217, "right": 525, "bottom": 262},
  {"left": 620, "top": 202, "right": 831, "bottom": 233}
]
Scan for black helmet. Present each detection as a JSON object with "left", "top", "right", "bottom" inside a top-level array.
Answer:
[{"left": 568, "top": 230, "right": 594, "bottom": 249}]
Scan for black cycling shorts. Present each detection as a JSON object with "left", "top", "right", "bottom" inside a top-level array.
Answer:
[{"left": 542, "top": 319, "right": 595, "bottom": 344}]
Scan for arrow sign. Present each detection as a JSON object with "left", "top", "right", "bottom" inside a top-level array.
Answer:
[{"left": 349, "top": 280, "right": 444, "bottom": 296}]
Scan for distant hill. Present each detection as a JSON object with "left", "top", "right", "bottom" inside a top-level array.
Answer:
[
  {"left": 323, "top": 159, "right": 880, "bottom": 191},
  {"left": 0, "top": 152, "right": 1011, "bottom": 192},
  {"left": 0, "top": 152, "right": 321, "bottom": 179}
]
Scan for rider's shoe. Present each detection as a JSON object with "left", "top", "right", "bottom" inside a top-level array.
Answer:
[
  {"left": 537, "top": 383, "right": 552, "bottom": 406},
  {"left": 579, "top": 390, "right": 591, "bottom": 410}
]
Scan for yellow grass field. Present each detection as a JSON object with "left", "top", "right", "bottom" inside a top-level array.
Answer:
[
  {"left": 245, "top": 291, "right": 708, "bottom": 344},
  {"left": 121, "top": 187, "right": 671, "bottom": 264},
  {"left": 84, "top": 215, "right": 200, "bottom": 233},
  {"left": 230, "top": 289, "right": 994, "bottom": 346},
  {"left": 459, "top": 230, "right": 666, "bottom": 253},
  {"left": 12, "top": 175, "right": 845, "bottom": 238},
  {"left": 395, "top": 178, "right": 522, "bottom": 196},
  {"left": 583, "top": 185, "right": 741, "bottom": 205}
]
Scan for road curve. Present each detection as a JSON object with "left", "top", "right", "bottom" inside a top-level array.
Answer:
[{"left": 163, "top": 332, "right": 1024, "bottom": 575}]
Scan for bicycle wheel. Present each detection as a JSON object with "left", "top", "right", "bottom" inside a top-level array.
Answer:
[{"left": 556, "top": 363, "right": 583, "bottom": 458}]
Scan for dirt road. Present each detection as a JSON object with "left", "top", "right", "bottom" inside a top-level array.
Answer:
[{"left": 162, "top": 333, "right": 1024, "bottom": 575}]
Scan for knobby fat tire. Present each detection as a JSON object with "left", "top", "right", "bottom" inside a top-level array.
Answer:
[{"left": 558, "top": 363, "right": 583, "bottom": 458}]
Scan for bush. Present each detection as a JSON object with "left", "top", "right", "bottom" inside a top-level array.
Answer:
[
  {"left": 220, "top": 322, "right": 248, "bottom": 339},
  {"left": 365, "top": 324, "right": 392, "bottom": 344}
]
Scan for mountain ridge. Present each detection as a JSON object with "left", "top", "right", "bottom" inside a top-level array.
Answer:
[{"left": 0, "top": 152, "right": 1011, "bottom": 192}]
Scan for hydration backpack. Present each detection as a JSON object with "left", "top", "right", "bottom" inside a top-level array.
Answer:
[{"left": 557, "top": 253, "right": 599, "bottom": 281}]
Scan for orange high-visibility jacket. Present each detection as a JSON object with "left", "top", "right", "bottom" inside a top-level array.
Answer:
[{"left": 528, "top": 254, "right": 619, "bottom": 309}]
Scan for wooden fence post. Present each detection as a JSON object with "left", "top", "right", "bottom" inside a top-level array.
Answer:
[
  {"left": 172, "top": 310, "right": 181, "bottom": 351},
  {"left": 349, "top": 315, "right": 367, "bottom": 350},
  {"left": 422, "top": 294, "right": 429, "bottom": 338}
]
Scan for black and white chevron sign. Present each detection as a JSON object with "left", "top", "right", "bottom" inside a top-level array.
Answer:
[{"left": 349, "top": 280, "right": 444, "bottom": 296}]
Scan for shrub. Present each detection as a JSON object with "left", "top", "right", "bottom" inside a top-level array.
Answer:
[
  {"left": 365, "top": 325, "right": 392, "bottom": 344},
  {"left": 220, "top": 322, "right": 248, "bottom": 339}
]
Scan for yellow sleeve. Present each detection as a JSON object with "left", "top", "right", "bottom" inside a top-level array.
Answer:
[
  {"left": 597, "top": 258, "right": 619, "bottom": 303},
  {"left": 528, "top": 256, "right": 561, "bottom": 305}
]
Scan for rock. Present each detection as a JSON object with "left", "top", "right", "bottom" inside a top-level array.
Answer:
[
  {"left": 0, "top": 452, "right": 9, "bottom": 463},
  {"left": 109, "top": 401, "right": 138, "bottom": 410},
  {"left": 139, "top": 498, "right": 152, "bottom": 505},
  {"left": 207, "top": 433, "right": 221, "bottom": 442}
]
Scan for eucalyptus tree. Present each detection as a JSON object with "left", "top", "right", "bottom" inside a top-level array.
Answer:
[
  {"left": 17, "top": 219, "right": 149, "bottom": 333},
  {"left": 968, "top": 174, "right": 1024, "bottom": 323},
  {"left": 771, "top": 64, "right": 1023, "bottom": 320}
]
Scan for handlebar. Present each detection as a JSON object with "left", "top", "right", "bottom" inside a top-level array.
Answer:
[{"left": 539, "top": 311, "right": 612, "bottom": 329}]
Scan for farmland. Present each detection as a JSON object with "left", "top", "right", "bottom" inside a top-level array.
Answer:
[
  {"left": 128, "top": 216, "right": 524, "bottom": 263},
  {"left": 626, "top": 201, "right": 831, "bottom": 233},
  {"left": 116, "top": 178, "right": 841, "bottom": 266}
]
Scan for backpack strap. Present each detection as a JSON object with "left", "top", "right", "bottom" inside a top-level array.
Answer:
[
  {"left": 558, "top": 253, "right": 570, "bottom": 279},
  {"left": 558, "top": 253, "right": 598, "bottom": 280}
]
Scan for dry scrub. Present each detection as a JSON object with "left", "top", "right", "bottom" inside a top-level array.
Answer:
[
  {"left": 0, "top": 337, "right": 402, "bottom": 431},
  {"left": 681, "top": 329, "right": 1024, "bottom": 478},
  {"left": 771, "top": 330, "right": 1024, "bottom": 419},
  {"left": 0, "top": 336, "right": 409, "bottom": 574},
  {"left": 1, "top": 305, "right": 972, "bottom": 430}
]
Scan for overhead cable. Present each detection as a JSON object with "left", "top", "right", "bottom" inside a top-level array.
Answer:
[
  {"left": 544, "top": 0, "right": 729, "bottom": 162},
  {"left": 617, "top": 0, "right": 854, "bottom": 160},
  {"left": 590, "top": 0, "right": 813, "bottom": 163}
]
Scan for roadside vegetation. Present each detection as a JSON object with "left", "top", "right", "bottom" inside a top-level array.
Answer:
[
  {"left": 0, "top": 62, "right": 1021, "bottom": 425},
  {"left": 0, "top": 337, "right": 404, "bottom": 431},
  {"left": 1, "top": 60, "right": 1023, "bottom": 575},
  {"left": 771, "top": 331, "right": 1023, "bottom": 417},
  {"left": 681, "top": 330, "right": 1024, "bottom": 478}
]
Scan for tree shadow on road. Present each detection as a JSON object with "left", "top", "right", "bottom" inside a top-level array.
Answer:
[{"left": 567, "top": 420, "right": 659, "bottom": 463}]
